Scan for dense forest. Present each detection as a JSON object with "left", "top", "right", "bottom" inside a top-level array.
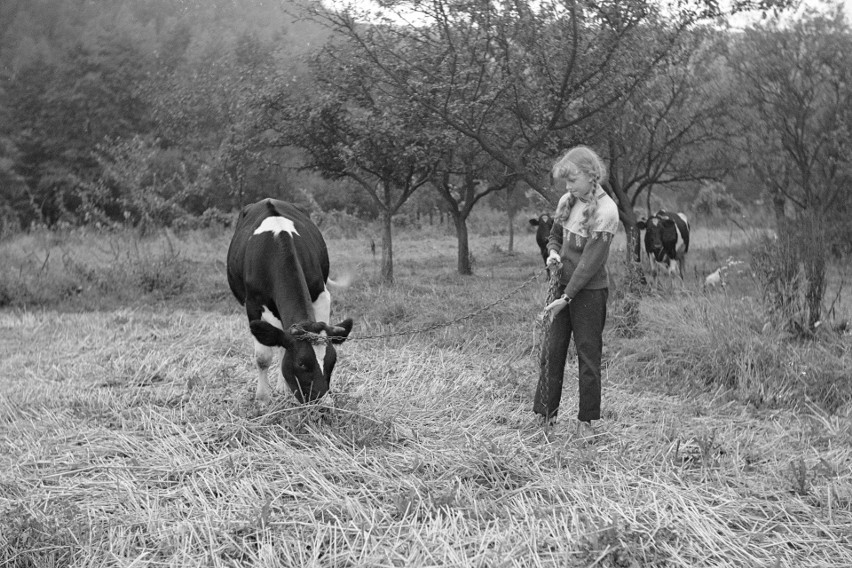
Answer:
[
  {"left": 0, "top": 0, "right": 378, "bottom": 234},
  {"left": 1, "top": 0, "right": 850, "bottom": 277}
]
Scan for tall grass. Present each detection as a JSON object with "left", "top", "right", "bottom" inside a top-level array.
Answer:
[{"left": 0, "top": 211, "right": 850, "bottom": 566}]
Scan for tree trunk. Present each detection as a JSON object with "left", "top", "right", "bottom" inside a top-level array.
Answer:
[
  {"left": 772, "top": 192, "right": 787, "bottom": 227},
  {"left": 453, "top": 212, "right": 472, "bottom": 275},
  {"left": 507, "top": 208, "right": 515, "bottom": 254},
  {"left": 803, "top": 210, "right": 825, "bottom": 330},
  {"left": 625, "top": 221, "right": 642, "bottom": 265},
  {"left": 380, "top": 209, "right": 394, "bottom": 284}
]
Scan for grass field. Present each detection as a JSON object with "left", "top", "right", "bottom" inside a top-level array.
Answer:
[{"left": 1, "top": 213, "right": 850, "bottom": 567}]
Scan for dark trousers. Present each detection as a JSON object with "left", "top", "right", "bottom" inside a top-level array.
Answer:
[{"left": 534, "top": 287, "right": 608, "bottom": 421}]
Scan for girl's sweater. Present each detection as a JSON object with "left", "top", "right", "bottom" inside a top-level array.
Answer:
[{"left": 546, "top": 187, "right": 619, "bottom": 299}]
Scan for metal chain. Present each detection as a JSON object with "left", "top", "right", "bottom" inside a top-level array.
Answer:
[
  {"left": 536, "top": 263, "right": 564, "bottom": 422},
  {"left": 296, "top": 268, "right": 549, "bottom": 344}
]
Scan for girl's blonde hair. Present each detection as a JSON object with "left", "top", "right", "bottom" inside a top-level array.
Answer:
[{"left": 552, "top": 145, "right": 607, "bottom": 235}]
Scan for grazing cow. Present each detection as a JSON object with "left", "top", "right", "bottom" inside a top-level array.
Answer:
[
  {"left": 637, "top": 210, "right": 690, "bottom": 282},
  {"left": 227, "top": 199, "right": 353, "bottom": 403},
  {"left": 529, "top": 214, "right": 555, "bottom": 264}
]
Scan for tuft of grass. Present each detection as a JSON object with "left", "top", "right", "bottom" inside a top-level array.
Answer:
[
  {"left": 610, "top": 293, "right": 852, "bottom": 413},
  {"left": 0, "top": 227, "right": 226, "bottom": 310}
]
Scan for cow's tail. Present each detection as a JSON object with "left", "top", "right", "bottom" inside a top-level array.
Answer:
[{"left": 327, "top": 271, "right": 353, "bottom": 289}]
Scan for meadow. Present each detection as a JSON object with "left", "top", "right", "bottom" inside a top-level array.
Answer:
[{"left": 1, "top": 210, "right": 850, "bottom": 567}]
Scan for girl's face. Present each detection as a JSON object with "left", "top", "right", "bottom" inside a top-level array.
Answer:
[{"left": 562, "top": 165, "right": 596, "bottom": 199}]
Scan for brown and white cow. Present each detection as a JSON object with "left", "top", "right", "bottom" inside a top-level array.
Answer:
[
  {"left": 637, "top": 210, "right": 690, "bottom": 283},
  {"left": 226, "top": 199, "right": 353, "bottom": 403}
]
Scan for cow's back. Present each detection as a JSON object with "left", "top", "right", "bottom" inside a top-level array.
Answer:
[{"left": 226, "top": 199, "right": 330, "bottom": 306}]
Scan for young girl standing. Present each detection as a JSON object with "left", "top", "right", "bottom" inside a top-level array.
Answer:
[{"left": 534, "top": 145, "right": 619, "bottom": 437}]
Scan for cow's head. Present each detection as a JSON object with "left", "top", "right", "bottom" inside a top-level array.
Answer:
[
  {"left": 529, "top": 214, "right": 554, "bottom": 262},
  {"left": 249, "top": 318, "right": 354, "bottom": 403},
  {"left": 637, "top": 214, "right": 678, "bottom": 262}
]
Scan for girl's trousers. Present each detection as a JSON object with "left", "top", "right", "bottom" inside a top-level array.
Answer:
[{"left": 534, "top": 287, "right": 608, "bottom": 421}]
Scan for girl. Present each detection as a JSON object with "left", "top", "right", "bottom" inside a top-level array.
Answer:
[{"left": 534, "top": 145, "right": 619, "bottom": 437}]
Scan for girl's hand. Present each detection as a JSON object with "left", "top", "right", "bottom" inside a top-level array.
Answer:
[{"left": 538, "top": 295, "right": 570, "bottom": 323}]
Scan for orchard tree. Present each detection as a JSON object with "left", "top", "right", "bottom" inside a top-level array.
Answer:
[
  {"left": 728, "top": 5, "right": 852, "bottom": 331},
  {"left": 305, "top": 0, "right": 791, "bottom": 217},
  {"left": 430, "top": 138, "right": 513, "bottom": 274},
  {"left": 729, "top": 5, "right": 852, "bottom": 220},
  {"left": 265, "top": 47, "right": 438, "bottom": 283},
  {"left": 604, "top": 27, "right": 741, "bottom": 263}
]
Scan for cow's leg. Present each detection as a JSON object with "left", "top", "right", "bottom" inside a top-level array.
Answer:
[
  {"left": 251, "top": 303, "right": 282, "bottom": 402},
  {"left": 254, "top": 339, "right": 274, "bottom": 402},
  {"left": 676, "top": 247, "right": 687, "bottom": 282},
  {"left": 258, "top": 305, "right": 287, "bottom": 394}
]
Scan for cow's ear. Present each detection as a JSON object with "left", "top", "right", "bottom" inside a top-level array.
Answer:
[
  {"left": 529, "top": 218, "right": 539, "bottom": 226},
  {"left": 327, "top": 318, "right": 354, "bottom": 343},
  {"left": 250, "top": 320, "right": 291, "bottom": 348},
  {"left": 637, "top": 220, "right": 647, "bottom": 230}
]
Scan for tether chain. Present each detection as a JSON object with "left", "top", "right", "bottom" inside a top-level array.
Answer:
[
  {"left": 537, "top": 263, "right": 564, "bottom": 403},
  {"left": 295, "top": 269, "right": 548, "bottom": 344}
]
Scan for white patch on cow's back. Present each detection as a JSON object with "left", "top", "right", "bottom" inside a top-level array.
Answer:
[
  {"left": 313, "top": 288, "right": 331, "bottom": 323},
  {"left": 261, "top": 305, "right": 284, "bottom": 330},
  {"left": 253, "top": 216, "right": 300, "bottom": 237},
  {"left": 313, "top": 339, "right": 327, "bottom": 376}
]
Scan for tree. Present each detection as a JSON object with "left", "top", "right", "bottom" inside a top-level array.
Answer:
[
  {"left": 306, "top": 0, "right": 790, "bottom": 214},
  {"left": 429, "top": 139, "right": 511, "bottom": 274},
  {"left": 604, "top": 27, "right": 742, "bottom": 263},
  {"left": 2, "top": 33, "right": 153, "bottom": 226},
  {"left": 728, "top": 5, "right": 852, "bottom": 331},
  {"left": 264, "top": 46, "right": 438, "bottom": 283}
]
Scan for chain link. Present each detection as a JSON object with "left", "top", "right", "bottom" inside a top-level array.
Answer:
[
  {"left": 538, "top": 263, "right": 564, "bottom": 400},
  {"left": 295, "top": 268, "right": 549, "bottom": 344}
]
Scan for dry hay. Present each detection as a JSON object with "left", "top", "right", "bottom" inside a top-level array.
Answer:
[{"left": 1, "top": 308, "right": 850, "bottom": 567}]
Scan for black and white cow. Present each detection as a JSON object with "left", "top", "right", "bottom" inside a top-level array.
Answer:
[
  {"left": 637, "top": 210, "right": 690, "bottom": 282},
  {"left": 529, "top": 214, "right": 555, "bottom": 264},
  {"left": 227, "top": 199, "right": 353, "bottom": 403}
]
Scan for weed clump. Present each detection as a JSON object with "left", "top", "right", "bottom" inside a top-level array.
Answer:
[
  {"left": 0, "top": 229, "right": 193, "bottom": 308},
  {"left": 621, "top": 296, "right": 851, "bottom": 414}
]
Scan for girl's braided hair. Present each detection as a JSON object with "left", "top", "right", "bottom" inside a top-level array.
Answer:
[{"left": 552, "top": 146, "right": 607, "bottom": 236}]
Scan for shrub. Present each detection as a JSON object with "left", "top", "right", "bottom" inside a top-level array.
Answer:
[
  {"left": 692, "top": 182, "right": 744, "bottom": 217},
  {"left": 750, "top": 213, "right": 827, "bottom": 336},
  {"left": 620, "top": 296, "right": 852, "bottom": 413},
  {"left": 133, "top": 251, "right": 191, "bottom": 299}
]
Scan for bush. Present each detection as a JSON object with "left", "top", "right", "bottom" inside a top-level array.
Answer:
[
  {"left": 0, "top": 229, "right": 195, "bottom": 309},
  {"left": 750, "top": 213, "right": 827, "bottom": 336},
  {"left": 621, "top": 296, "right": 852, "bottom": 414},
  {"left": 692, "top": 182, "right": 744, "bottom": 217}
]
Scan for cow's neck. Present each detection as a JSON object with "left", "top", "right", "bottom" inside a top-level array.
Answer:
[{"left": 270, "top": 264, "right": 315, "bottom": 326}]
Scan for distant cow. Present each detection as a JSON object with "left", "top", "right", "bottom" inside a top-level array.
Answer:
[
  {"left": 227, "top": 199, "right": 353, "bottom": 403},
  {"left": 637, "top": 210, "right": 690, "bottom": 282},
  {"left": 529, "top": 214, "right": 555, "bottom": 264}
]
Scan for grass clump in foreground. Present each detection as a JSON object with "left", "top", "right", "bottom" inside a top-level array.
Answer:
[{"left": 0, "top": 224, "right": 850, "bottom": 567}]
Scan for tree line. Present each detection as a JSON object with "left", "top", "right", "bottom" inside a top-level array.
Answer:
[{"left": 1, "top": 0, "right": 850, "bottom": 287}]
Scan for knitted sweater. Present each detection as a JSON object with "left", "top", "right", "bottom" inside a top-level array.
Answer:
[{"left": 546, "top": 187, "right": 619, "bottom": 299}]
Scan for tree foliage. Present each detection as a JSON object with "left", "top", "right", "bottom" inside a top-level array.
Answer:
[{"left": 728, "top": 5, "right": 852, "bottom": 332}]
